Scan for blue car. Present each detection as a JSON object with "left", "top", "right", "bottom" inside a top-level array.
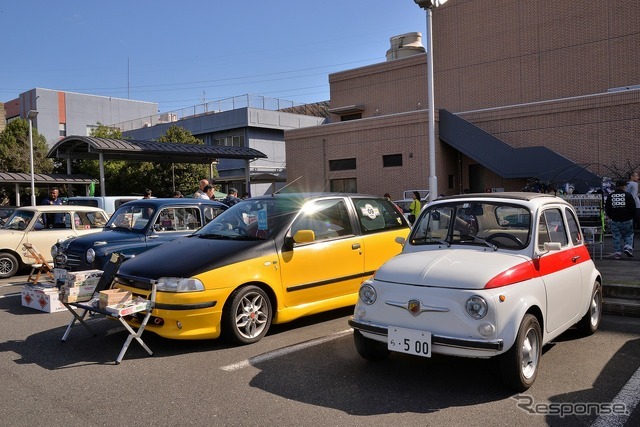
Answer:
[{"left": 52, "top": 198, "right": 227, "bottom": 271}]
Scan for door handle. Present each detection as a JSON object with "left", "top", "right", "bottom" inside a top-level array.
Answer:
[
  {"left": 571, "top": 255, "right": 580, "bottom": 262},
  {"left": 352, "top": 243, "right": 361, "bottom": 250}
]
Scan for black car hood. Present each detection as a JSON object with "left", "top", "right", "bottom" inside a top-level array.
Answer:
[
  {"left": 116, "top": 234, "right": 277, "bottom": 280},
  {"left": 64, "top": 229, "right": 145, "bottom": 250}
]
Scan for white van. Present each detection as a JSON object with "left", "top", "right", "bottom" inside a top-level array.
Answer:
[{"left": 67, "top": 196, "right": 143, "bottom": 217}]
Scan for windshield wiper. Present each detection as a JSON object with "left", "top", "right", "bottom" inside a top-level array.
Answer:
[{"left": 468, "top": 235, "right": 497, "bottom": 251}]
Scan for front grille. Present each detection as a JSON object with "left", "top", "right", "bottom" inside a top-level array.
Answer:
[{"left": 55, "top": 249, "right": 89, "bottom": 270}]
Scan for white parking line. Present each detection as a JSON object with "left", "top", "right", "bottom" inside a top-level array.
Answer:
[
  {"left": 591, "top": 365, "right": 640, "bottom": 427},
  {"left": 220, "top": 329, "right": 352, "bottom": 372},
  {"left": 0, "top": 292, "right": 21, "bottom": 299}
]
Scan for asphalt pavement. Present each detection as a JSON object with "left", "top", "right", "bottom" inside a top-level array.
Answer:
[{"left": 592, "top": 233, "right": 640, "bottom": 318}]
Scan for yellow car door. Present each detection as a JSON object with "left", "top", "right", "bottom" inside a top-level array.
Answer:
[{"left": 278, "top": 198, "right": 365, "bottom": 308}]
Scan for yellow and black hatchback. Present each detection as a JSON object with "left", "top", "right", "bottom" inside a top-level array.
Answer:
[{"left": 114, "top": 193, "right": 410, "bottom": 344}]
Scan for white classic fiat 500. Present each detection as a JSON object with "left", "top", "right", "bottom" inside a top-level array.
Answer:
[{"left": 349, "top": 192, "right": 602, "bottom": 391}]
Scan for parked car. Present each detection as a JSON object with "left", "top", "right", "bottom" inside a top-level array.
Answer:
[
  {"left": 0, "top": 206, "right": 16, "bottom": 226},
  {"left": 53, "top": 198, "right": 227, "bottom": 272},
  {"left": 111, "top": 193, "right": 411, "bottom": 343},
  {"left": 67, "top": 196, "right": 143, "bottom": 217},
  {"left": 349, "top": 192, "right": 602, "bottom": 391},
  {"left": 0, "top": 206, "right": 108, "bottom": 278}
]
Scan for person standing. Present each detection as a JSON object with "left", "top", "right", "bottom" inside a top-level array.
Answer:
[
  {"left": 222, "top": 188, "right": 241, "bottom": 207},
  {"left": 143, "top": 189, "right": 152, "bottom": 199},
  {"left": 203, "top": 185, "right": 215, "bottom": 200},
  {"left": 408, "top": 191, "right": 421, "bottom": 225},
  {"left": 193, "top": 179, "right": 209, "bottom": 199},
  {"left": 626, "top": 171, "right": 640, "bottom": 230},
  {"left": 605, "top": 180, "right": 636, "bottom": 259},
  {"left": 41, "top": 187, "right": 62, "bottom": 206}
]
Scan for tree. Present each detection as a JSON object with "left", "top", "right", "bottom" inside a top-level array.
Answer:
[
  {"left": 151, "top": 125, "right": 217, "bottom": 197},
  {"left": 0, "top": 119, "right": 53, "bottom": 174}
]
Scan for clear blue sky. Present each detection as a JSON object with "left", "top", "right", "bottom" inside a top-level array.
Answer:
[{"left": 1, "top": 1, "right": 426, "bottom": 113}]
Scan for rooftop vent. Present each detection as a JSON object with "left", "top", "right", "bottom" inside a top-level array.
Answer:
[{"left": 386, "top": 32, "right": 426, "bottom": 61}]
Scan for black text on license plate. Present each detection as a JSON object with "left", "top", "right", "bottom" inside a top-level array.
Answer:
[{"left": 388, "top": 327, "right": 432, "bottom": 357}]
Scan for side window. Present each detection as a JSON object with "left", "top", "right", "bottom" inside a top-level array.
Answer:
[
  {"left": 290, "top": 199, "right": 353, "bottom": 242},
  {"left": 74, "top": 212, "right": 107, "bottom": 229},
  {"left": 43, "top": 212, "right": 71, "bottom": 229},
  {"left": 174, "top": 207, "right": 203, "bottom": 231},
  {"left": 155, "top": 208, "right": 179, "bottom": 231},
  {"left": 204, "top": 206, "right": 225, "bottom": 223},
  {"left": 565, "top": 208, "right": 582, "bottom": 245},
  {"left": 538, "top": 208, "right": 568, "bottom": 249},
  {"left": 354, "top": 198, "right": 406, "bottom": 234}
]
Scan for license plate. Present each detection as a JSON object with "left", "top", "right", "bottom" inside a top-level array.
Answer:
[{"left": 388, "top": 327, "right": 432, "bottom": 357}]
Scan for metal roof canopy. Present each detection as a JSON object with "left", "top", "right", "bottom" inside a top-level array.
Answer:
[
  {"left": 47, "top": 136, "right": 268, "bottom": 197},
  {"left": 0, "top": 172, "right": 96, "bottom": 206}
]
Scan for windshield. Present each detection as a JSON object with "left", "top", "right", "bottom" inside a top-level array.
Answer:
[
  {"left": 410, "top": 201, "right": 532, "bottom": 250},
  {"left": 195, "top": 198, "right": 301, "bottom": 240},
  {"left": 106, "top": 205, "right": 156, "bottom": 231},
  {"left": 1, "top": 210, "right": 34, "bottom": 230}
]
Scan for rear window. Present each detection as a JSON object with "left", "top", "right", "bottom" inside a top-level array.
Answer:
[{"left": 68, "top": 199, "right": 99, "bottom": 208}]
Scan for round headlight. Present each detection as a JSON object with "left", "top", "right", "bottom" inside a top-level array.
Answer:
[
  {"left": 359, "top": 283, "right": 377, "bottom": 305},
  {"left": 465, "top": 295, "right": 488, "bottom": 319},
  {"left": 85, "top": 248, "right": 95, "bottom": 263},
  {"left": 51, "top": 245, "right": 58, "bottom": 258}
]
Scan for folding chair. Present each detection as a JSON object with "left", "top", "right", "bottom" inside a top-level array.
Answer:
[
  {"left": 23, "top": 243, "right": 55, "bottom": 284},
  {"left": 60, "top": 253, "right": 156, "bottom": 364}
]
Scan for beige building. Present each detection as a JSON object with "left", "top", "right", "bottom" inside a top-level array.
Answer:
[{"left": 285, "top": 0, "right": 640, "bottom": 198}]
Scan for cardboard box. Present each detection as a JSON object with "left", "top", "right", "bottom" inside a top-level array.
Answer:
[
  {"left": 104, "top": 300, "right": 151, "bottom": 316},
  {"left": 65, "top": 269, "right": 103, "bottom": 287},
  {"left": 54, "top": 268, "right": 67, "bottom": 287},
  {"left": 98, "top": 289, "right": 132, "bottom": 309},
  {"left": 60, "top": 282, "right": 98, "bottom": 297},
  {"left": 21, "top": 284, "right": 67, "bottom": 313}
]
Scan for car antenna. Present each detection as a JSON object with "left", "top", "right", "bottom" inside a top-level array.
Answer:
[{"left": 272, "top": 176, "right": 302, "bottom": 196}]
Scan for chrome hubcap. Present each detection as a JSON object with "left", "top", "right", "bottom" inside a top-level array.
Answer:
[
  {"left": 520, "top": 327, "right": 540, "bottom": 379},
  {"left": 235, "top": 292, "right": 268, "bottom": 339}
]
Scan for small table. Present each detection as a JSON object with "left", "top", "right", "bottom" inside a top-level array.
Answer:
[{"left": 61, "top": 282, "right": 157, "bottom": 364}]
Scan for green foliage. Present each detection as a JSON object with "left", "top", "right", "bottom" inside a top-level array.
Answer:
[{"left": 0, "top": 119, "right": 53, "bottom": 174}]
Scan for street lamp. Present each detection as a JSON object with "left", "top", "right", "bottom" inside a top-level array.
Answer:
[
  {"left": 27, "top": 110, "right": 39, "bottom": 206},
  {"left": 414, "top": 0, "right": 447, "bottom": 202}
]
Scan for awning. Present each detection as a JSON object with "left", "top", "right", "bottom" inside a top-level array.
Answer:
[
  {"left": 48, "top": 136, "right": 267, "bottom": 163},
  {"left": 438, "top": 109, "right": 601, "bottom": 190}
]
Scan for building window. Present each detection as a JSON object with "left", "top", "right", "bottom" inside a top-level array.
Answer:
[
  {"left": 341, "top": 113, "right": 362, "bottom": 121},
  {"left": 214, "top": 135, "right": 244, "bottom": 147},
  {"left": 329, "top": 158, "right": 356, "bottom": 171},
  {"left": 59, "top": 123, "right": 67, "bottom": 137},
  {"left": 330, "top": 178, "right": 357, "bottom": 193},
  {"left": 383, "top": 154, "right": 402, "bottom": 167}
]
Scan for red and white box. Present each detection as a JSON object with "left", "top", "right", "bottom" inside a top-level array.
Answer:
[{"left": 21, "top": 284, "right": 67, "bottom": 313}]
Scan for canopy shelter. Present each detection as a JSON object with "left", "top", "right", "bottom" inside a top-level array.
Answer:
[
  {"left": 0, "top": 172, "right": 97, "bottom": 206},
  {"left": 47, "top": 136, "right": 267, "bottom": 197}
]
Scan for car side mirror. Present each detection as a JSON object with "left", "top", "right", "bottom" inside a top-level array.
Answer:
[
  {"left": 537, "top": 241, "right": 562, "bottom": 258},
  {"left": 293, "top": 229, "right": 315, "bottom": 243},
  {"left": 395, "top": 236, "right": 406, "bottom": 245}
]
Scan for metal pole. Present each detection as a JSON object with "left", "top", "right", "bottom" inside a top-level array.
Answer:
[
  {"left": 28, "top": 116, "right": 36, "bottom": 206},
  {"left": 426, "top": 7, "right": 438, "bottom": 202}
]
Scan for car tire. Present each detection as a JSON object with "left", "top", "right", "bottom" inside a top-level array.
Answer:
[
  {"left": 353, "top": 330, "right": 390, "bottom": 361},
  {"left": 499, "top": 314, "right": 541, "bottom": 392},
  {"left": 0, "top": 252, "right": 19, "bottom": 279},
  {"left": 576, "top": 281, "right": 602, "bottom": 336},
  {"left": 222, "top": 285, "right": 272, "bottom": 345}
]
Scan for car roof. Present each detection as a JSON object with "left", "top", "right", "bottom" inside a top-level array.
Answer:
[
  {"left": 433, "top": 192, "right": 569, "bottom": 207},
  {"left": 116, "top": 198, "right": 227, "bottom": 207},
  {"left": 15, "top": 205, "right": 106, "bottom": 213},
  {"left": 249, "top": 192, "right": 383, "bottom": 202}
]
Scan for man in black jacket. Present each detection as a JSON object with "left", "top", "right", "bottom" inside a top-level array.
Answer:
[{"left": 605, "top": 180, "right": 636, "bottom": 259}]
